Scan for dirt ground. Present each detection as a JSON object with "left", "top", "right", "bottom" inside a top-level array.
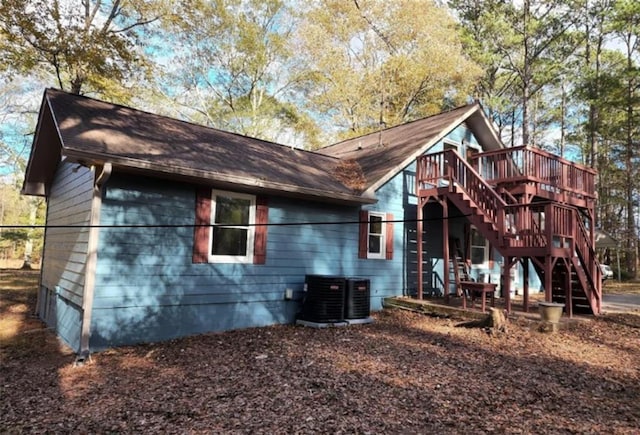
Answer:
[{"left": 1, "top": 270, "right": 639, "bottom": 434}]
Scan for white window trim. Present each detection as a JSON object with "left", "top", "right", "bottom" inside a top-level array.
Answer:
[
  {"left": 367, "top": 211, "right": 386, "bottom": 260},
  {"left": 208, "top": 189, "right": 256, "bottom": 264},
  {"left": 443, "top": 140, "right": 461, "bottom": 153}
]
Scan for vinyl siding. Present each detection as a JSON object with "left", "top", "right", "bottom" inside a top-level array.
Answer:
[
  {"left": 90, "top": 174, "right": 366, "bottom": 349},
  {"left": 40, "top": 160, "right": 94, "bottom": 351}
]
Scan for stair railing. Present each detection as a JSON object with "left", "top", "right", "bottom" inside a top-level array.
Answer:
[
  {"left": 445, "top": 149, "right": 507, "bottom": 231},
  {"left": 574, "top": 211, "right": 602, "bottom": 302},
  {"left": 418, "top": 150, "right": 521, "bottom": 245}
]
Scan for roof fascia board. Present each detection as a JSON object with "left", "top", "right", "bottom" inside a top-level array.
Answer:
[
  {"left": 364, "top": 105, "right": 482, "bottom": 195},
  {"left": 21, "top": 92, "right": 54, "bottom": 195},
  {"left": 62, "top": 149, "right": 376, "bottom": 205},
  {"left": 470, "top": 104, "right": 503, "bottom": 149}
]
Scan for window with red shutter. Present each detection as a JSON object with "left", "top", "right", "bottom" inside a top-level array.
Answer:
[
  {"left": 358, "top": 210, "right": 393, "bottom": 260},
  {"left": 193, "top": 188, "right": 268, "bottom": 264}
]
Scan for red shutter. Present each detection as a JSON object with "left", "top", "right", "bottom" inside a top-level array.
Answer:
[
  {"left": 253, "top": 196, "right": 269, "bottom": 264},
  {"left": 385, "top": 213, "right": 394, "bottom": 260},
  {"left": 193, "top": 188, "right": 211, "bottom": 263},
  {"left": 358, "top": 210, "right": 368, "bottom": 259}
]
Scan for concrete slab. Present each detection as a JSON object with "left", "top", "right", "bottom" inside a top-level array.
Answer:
[
  {"left": 295, "top": 319, "right": 349, "bottom": 328},
  {"left": 345, "top": 317, "right": 374, "bottom": 325}
]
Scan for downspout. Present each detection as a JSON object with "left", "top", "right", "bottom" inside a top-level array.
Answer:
[{"left": 78, "top": 163, "right": 112, "bottom": 361}]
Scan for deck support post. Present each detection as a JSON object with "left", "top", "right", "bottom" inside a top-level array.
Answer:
[
  {"left": 503, "top": 256, "right": 511, "bottom": 313},
  {"left": 544, "top": 255, "right": 553, "bottom": 303},
  {"left": 417, "top": 200, "right": 424, "bottom": 300},
  {"left": 565, "top": 258, "right": 573, "bottom": 318},
  {"left": 443, "top": 199, "right": 450, "bottom": 304},
  {"left": 523, "top": 257, "right": 529, "bottom": 312}
]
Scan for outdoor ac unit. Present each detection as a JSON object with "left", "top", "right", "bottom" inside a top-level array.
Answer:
[
  {"left": 344, "top": 278, "right": 370, "bottom": 319},
  {"left": 299, "top": 275, "right": 346, "bottom": 323}
]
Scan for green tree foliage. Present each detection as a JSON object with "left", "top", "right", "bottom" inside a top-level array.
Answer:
[
  {"left": 449, "top": 0, "right": 520, "bottom": 141},
  {"left": 162, "top": 0, "right": 321, "bottom": 147},
  {"left": 451, "top": 0, "right": 583, "bottom": 147},
  {"left": 295, "top": 0, "right": 482, "bottom": 138},
  {"left": 452, "top": 0, "right": 640, "bottom": 277},
  {"left": 0, "top": 0, "right": 170, "bottom": 99},
  {"left": 606, "top": 0, "right": 640, "bottom": 275}
]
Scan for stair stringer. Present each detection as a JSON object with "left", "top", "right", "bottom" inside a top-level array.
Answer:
[{"left": 443, "top": 186, "right": 503, "bottom": 251}]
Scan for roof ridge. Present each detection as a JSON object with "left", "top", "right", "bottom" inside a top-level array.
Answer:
[{"left": 321, "top": 102, "right": 479, "bottom": 150}]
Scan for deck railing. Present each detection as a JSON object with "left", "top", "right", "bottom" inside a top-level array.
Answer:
[
  {"left": 417, "top": 151, "right": 597, "bottom": 255},
  {"left": 502, "top": 203, "right": 547, "bottom": 248},
  {"left": 416, "top": 147, "right": 600, "bottom": 313},
  {"left": 500, "top": 202, "right": 579, "bottom": 250},
  {"left": 471, "top": 146, "right": 597, "bottom": 201},
  {"left": 417, "top": 150, "right": 507, "bottom": 229}
]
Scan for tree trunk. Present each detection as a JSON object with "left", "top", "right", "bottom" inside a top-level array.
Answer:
[
  {"left": 560, "top": 82, "right": 566, "bottom": 158},
  {"left": 625, "top": 39, "right": 637, "bottom": 278},
  {"left": 20, "top": 199, "right": 38, "bottom": 270},
  {"left": 456, "top": 307, "right": 508, "bottom": 334},
  {"left": 521, "top": 0, "right": 530, "bottom": 147}
]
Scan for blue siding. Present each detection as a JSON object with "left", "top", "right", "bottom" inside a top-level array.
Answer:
[
  {"left": 55, "top": 293, "right": 82, "bottom": 349},
  {"left": 40, "top": 160, "right": 94, "bottom": 351},
  {"left": 91, "top": 174, "right": 405, "bottom": 349}
]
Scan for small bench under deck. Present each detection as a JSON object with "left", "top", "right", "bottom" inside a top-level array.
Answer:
[{"left": 460, "top": 281, "right": 497, "bottom": 313}]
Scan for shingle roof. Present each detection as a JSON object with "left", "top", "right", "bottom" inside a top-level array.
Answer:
[
  {"left": 318, "top": 104, "right": 502, "bottom": 193},
  {"left": 23, "top": 89, "right": 502, "bottom": 203},
  {"left": 24, "top": 89, "right": 373, "bottom": 204}
]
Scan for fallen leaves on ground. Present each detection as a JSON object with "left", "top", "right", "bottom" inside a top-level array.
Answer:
[{"left": 1, "top": 271, "right": 639, "bottom": 434}]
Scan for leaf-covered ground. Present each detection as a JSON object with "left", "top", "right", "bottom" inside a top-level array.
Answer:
[{"left": 1, "top": 270, "right": 639, "bottom": 434}]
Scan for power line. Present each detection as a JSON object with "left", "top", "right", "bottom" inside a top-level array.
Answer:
[{"left": 0, "top": 214, "right": 472, "bottom": 230}]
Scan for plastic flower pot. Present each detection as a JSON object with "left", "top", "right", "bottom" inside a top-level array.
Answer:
[{"left": 538, "top": 302, "right": 565, "bottom": 332}]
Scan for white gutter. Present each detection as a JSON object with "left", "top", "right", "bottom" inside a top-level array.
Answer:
[{"left": 78, "top": 162, "right": 112, "bottom": 361}]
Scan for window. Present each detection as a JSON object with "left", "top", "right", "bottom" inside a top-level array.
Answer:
[
  {"left": 443, "top": 141, "right": 459, "bottom": 153},
  {"left": 193, "top": 188, "right": 268, "bottom": 264},
  {"left": 470, "top": 227, "right": 489, "bottom": 267},
  {"left": 367, "top": 212, "right": 386, "bottom": 259},
  {"left": 210, "top": 191, "right": 255, "bottom": 262},
  {"left": 358, "top": 210, "right": 394, "bottom": 260}
]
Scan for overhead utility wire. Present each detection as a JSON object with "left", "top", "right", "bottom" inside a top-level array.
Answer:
[{"left": 0, "top": 214, "right": 473, "bottom": 230}]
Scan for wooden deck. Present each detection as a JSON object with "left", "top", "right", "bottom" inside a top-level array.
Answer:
[{"left": 415, "top": 147, "right": 601, "bottom": 316}]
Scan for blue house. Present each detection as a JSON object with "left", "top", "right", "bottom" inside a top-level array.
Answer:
[{"left": 22, "top": 89, "right": 600, "bottom": 355}]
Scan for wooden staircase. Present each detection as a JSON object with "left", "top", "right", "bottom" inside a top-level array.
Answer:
[{"left": 416, "top": 148, "right": 602, "bottom": 315}]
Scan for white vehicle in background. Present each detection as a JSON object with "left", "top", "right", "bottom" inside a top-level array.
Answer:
[{"left": 600, "top": 264, "right": 614, "bottom": 281}]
